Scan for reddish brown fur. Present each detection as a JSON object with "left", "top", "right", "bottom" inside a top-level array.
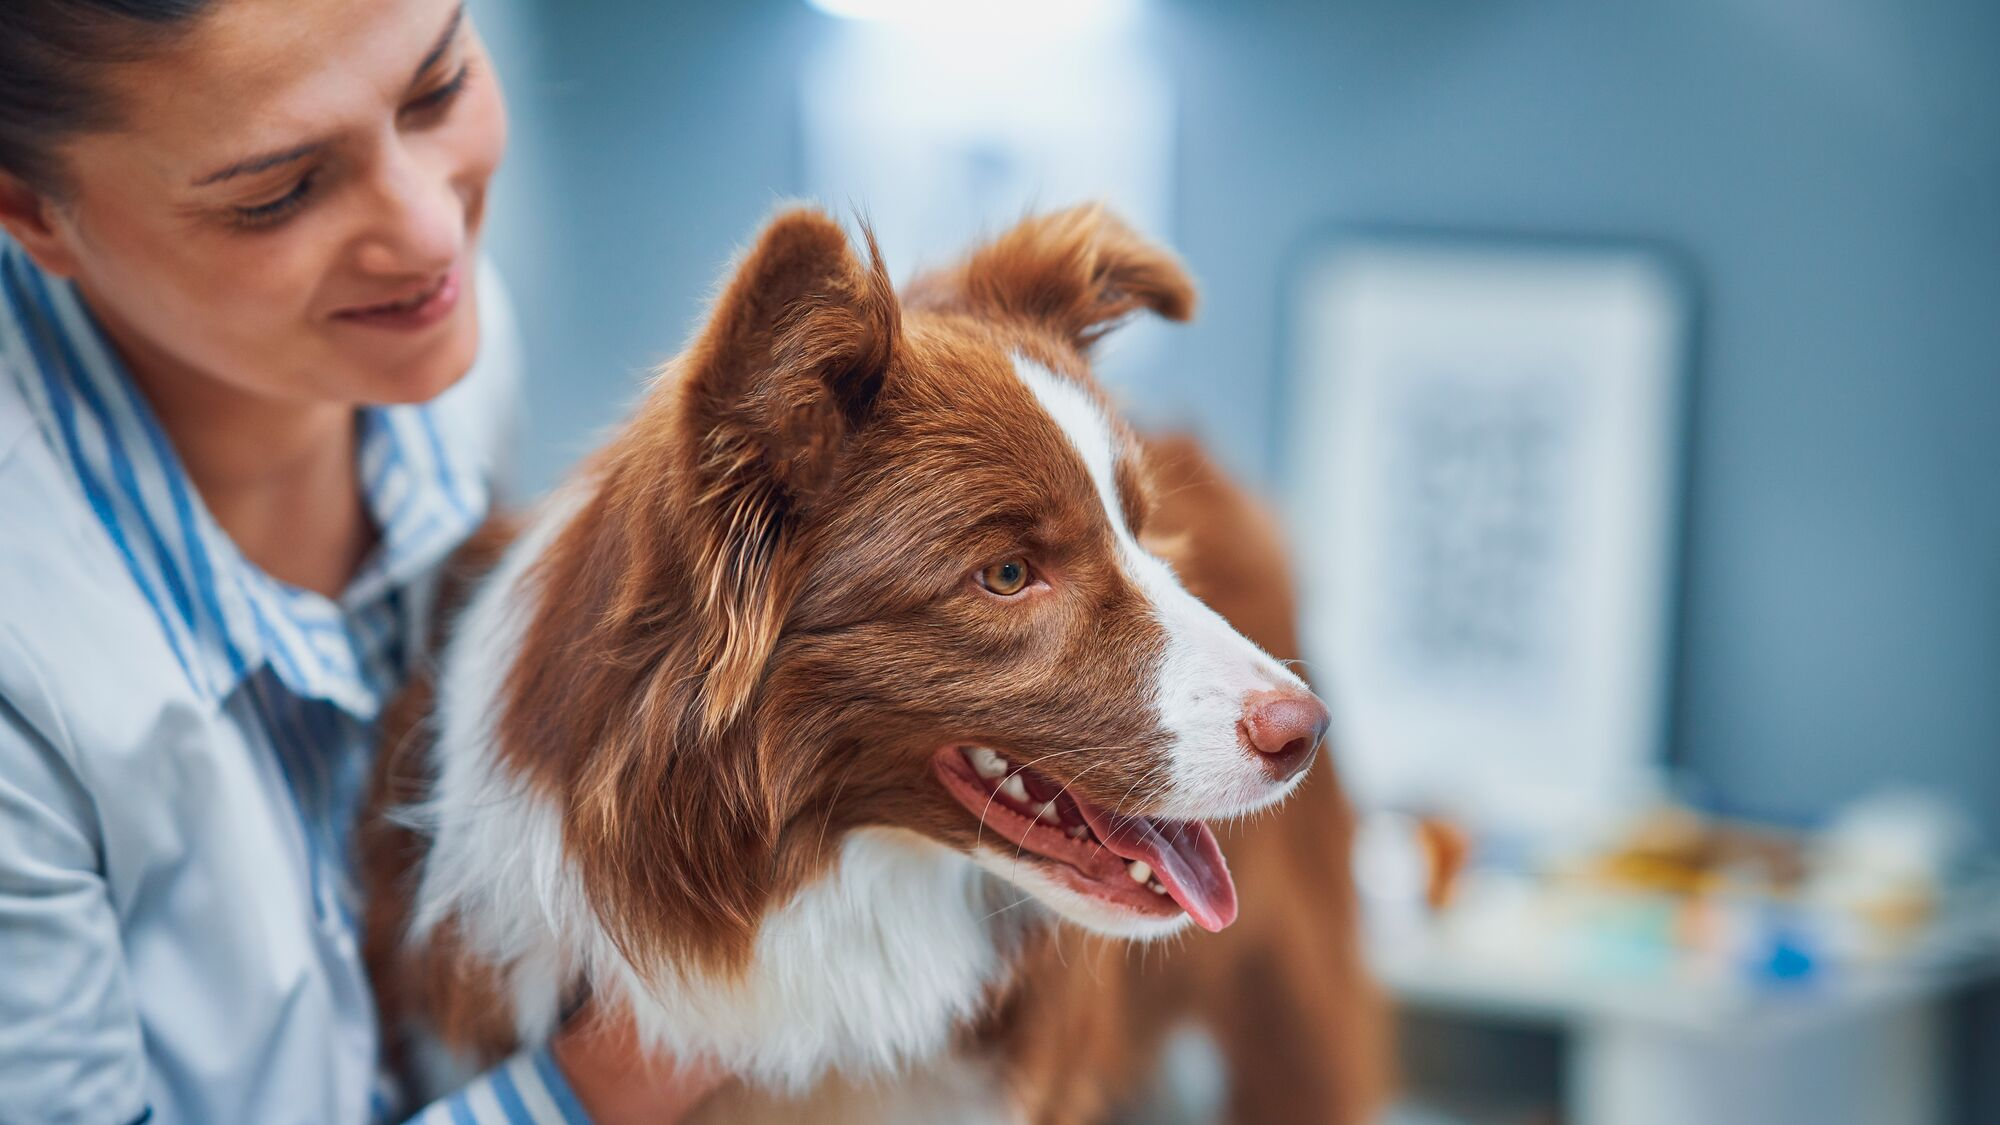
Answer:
[
  {"left": 362, "top": 515, "right": 528, "bottom": 1073},
  {"left": 363, "top": 205, "right": 1386, "bottom": 1121},
  {"left": 483, "top": 212, "right": 908, "bottom": 977}
]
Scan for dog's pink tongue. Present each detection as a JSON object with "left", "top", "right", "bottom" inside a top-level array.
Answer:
[{"left": 1078, "top": 804, "right": 1238, "bottom": 932}]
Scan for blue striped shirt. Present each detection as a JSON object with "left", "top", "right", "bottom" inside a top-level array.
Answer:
[{"left": 0, "top": 241, "right": 588, "bottom": 1124}]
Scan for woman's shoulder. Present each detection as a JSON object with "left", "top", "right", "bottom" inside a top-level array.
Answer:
[
  {"left": 0, "top": 365, "right": 36, "bottom": 477},
  {"left": 0, "top": 359, "right": 205, "bottom": 766},
  {"left": 0, "top": 264, "right": 48, "bottom": 474},
  {"left": 0, "top": 355, "right": 103, "bottom": 560}
]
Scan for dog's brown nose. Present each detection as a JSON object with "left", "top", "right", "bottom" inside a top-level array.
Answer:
[{"left": 1241, "top": 691, "right": 1330, "bottom": 783}]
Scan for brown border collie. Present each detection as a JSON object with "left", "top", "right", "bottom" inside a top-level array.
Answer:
[{"left": 363, "top": 205, "right": 1386, "bottom": 1122}]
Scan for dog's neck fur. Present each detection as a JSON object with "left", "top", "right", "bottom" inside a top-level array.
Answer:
[{"left": 405, "top": 480, "right": 1039, "bottom": 1091}]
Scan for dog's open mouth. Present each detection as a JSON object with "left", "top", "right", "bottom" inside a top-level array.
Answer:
[{"left": 933, "top": 745, "right": 1238, "bottom": 932}]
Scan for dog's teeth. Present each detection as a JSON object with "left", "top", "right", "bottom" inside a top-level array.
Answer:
[
  {"left": 968, "top": 747, "right": 1008, "bottom": 780},
  {"left": 1150, "top": 880, "right": 1167, "bottom": 895},
  {"left": 1036, "top": 801, "right": 1060, "bottom": 823},
  {"left": 1000, "top": 775, "right": 1030, "bottom": 804},
  {"left": 1127, "top": 860, "right": 1153, "bottom": 885},
  {"left": 1067, "top": 824, "right": 1088, "bottom": 839}
]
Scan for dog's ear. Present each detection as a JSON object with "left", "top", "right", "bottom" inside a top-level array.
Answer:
[
  {"left": 681, "top": 207, "right": 898, "bottom": 492},
  {"left": 647, "top": 207, "right": 899, "bottom": 735},
  {"left": 906, "top": 203, "right": 1195, "bottom": 349}
]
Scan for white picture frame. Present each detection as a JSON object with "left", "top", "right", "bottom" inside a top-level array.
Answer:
[{"left": 1284, "top": 233, "right": 1692, "bottom": 832}]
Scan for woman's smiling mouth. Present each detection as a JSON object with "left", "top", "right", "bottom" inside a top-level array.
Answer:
[{"left": 332, "top": 265, "right": 461, "bottom": 330}]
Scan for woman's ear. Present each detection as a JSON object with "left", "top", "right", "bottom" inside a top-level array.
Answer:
[
  {"left": 652, "top": 206, "right": 900, "bottom": 734},
  {"left": 0, "top": 172, "right": 82, "bottom": 278},
  {"left": 904, "top": 202, "right": 1196, "bottom": 350}
]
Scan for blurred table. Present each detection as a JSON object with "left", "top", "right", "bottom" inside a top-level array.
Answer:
[{"left": 1370, "top": 881, "right": 2000, "bottom": 1125}]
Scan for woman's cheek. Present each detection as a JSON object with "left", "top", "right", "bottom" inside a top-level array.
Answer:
[
  {"left": 231, "top": 228, "right": 343, "bottom": 339},
  {"left": 453, "top": 45, "right": 509, "bottom": 206}
]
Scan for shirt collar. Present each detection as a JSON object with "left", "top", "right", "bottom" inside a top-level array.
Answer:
[{"left": 0, "top": 242, "right": 489, "bottom": 719}]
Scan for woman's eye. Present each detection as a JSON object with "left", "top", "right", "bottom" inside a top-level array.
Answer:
[
  {"left": 230, "top": 172, "right": 319, "bottom": 229},
  {"left": 976, "top": 559, "right": 1033, "bottom": 597},
  {"left": 403, "top": 62, "right": 473, "bottom": 121}
]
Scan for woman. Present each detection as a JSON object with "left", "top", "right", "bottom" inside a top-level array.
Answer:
[{"left": 0, "top": 1, "right": 718, "bottom": 1121}]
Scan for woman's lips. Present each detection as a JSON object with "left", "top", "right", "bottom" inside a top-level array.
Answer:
[{"left": 332, "top": 266, "right": 461, "bottom": 331}]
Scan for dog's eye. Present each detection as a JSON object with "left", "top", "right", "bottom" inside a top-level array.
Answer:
[{"left": 976, "top": 558, "right": 1033, "bottom": 597}]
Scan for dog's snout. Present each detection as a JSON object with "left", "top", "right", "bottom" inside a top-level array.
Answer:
[{"left": 1240, "top": 690, "right": 1330, "bottom": 783}]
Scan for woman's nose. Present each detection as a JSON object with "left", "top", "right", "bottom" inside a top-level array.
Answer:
[{"left": 353, "top": 147, "right": 463, "bottom": 277}]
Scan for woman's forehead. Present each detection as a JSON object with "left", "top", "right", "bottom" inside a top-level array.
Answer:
[{"left": 81, "top": 0, "right": 466, "bottom": 187}]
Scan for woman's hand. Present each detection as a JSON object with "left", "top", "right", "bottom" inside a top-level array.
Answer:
[{"left": 550, "top": 1001, "right": 726, "bottom": 1125}]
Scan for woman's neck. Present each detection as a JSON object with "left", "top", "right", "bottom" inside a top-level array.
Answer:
[{"left": 92, "top": 296, "right": 378, "bottom": 599}]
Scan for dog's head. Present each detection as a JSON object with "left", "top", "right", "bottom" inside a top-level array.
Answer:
[{"left": 503, "top": 206, "right": 1326, "bottom": 975}]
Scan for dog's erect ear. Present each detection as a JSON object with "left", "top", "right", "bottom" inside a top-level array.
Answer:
[
  {"left": 680, "top": 207, "right": 899, "bottom": 494},
  {"left": 905, "top": 203, "right": 1195, "bottom": 349},
  {"left": 657, "top": 207, "right": 900, "bottom": 734}
]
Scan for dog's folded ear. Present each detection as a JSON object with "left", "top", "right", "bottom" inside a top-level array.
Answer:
[
  {"left": 906, "top": 203, "right": 1196, "bottom": 349},
  {"left": 652, "top": 207, "right": 900, "bottom": 734}
]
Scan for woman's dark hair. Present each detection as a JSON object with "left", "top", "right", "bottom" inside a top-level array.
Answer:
[{"left": 0, "top": 0, "right": 214, "bottom": 193}]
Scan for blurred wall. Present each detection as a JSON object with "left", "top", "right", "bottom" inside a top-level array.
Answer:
[
  {"left": 477, "top": 0, "right": 821, "bottom": 490},
  {"left": 1162, "top": 0, "right": 2000, "bottom": 841},
  {"left": 480, "top": 0, "right": 2000, "bottom": 835}
]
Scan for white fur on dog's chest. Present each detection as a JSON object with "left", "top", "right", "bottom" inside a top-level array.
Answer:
[{"left": 619, "top": 828, "right": 1029, "bottom": 1089}]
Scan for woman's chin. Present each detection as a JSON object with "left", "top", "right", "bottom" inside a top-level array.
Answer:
[
  {"left": 335, "top": 305, "right": 482, "bottom": 406},
  {"left": 380, "top": 353, "right": 476, "bottom": 405}
]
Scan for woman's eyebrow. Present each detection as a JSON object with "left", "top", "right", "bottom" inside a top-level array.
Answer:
[
  {"left": 189, "top": 3, "right": 466, "bottom": 188},
  {"left": 409, "top": 3, "right": 467, "bottom": 86},
  {"left": 194, "top": 140, "right": 325, "bottom": 187}
]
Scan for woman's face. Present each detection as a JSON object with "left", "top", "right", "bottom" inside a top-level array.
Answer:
[{"left": 26, "top": 0, "right": 506, "bottom": 406}]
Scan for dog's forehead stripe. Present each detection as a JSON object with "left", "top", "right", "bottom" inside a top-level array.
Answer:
[
  {"left": 1011, "top": 356, "right": 1129, "bottom": 535},
  {"left": 1010, "top": 353, "right": 1190, "bottom": 608},
  {"left": 1011, "top": 352, "right": 1202, "bottom": 650}
]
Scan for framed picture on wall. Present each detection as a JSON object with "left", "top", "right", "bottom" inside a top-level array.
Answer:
[{"left": 1283, "top": 233, "right": 1693, "bottom": 831}]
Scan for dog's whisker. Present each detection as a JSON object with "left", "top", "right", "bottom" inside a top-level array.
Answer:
[
  {"left": 980, "top": 893, "right": 1042, "bottom": 924},
  {"left": 1008, "top": 757, "right": 1117, "bottom": 868}
]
